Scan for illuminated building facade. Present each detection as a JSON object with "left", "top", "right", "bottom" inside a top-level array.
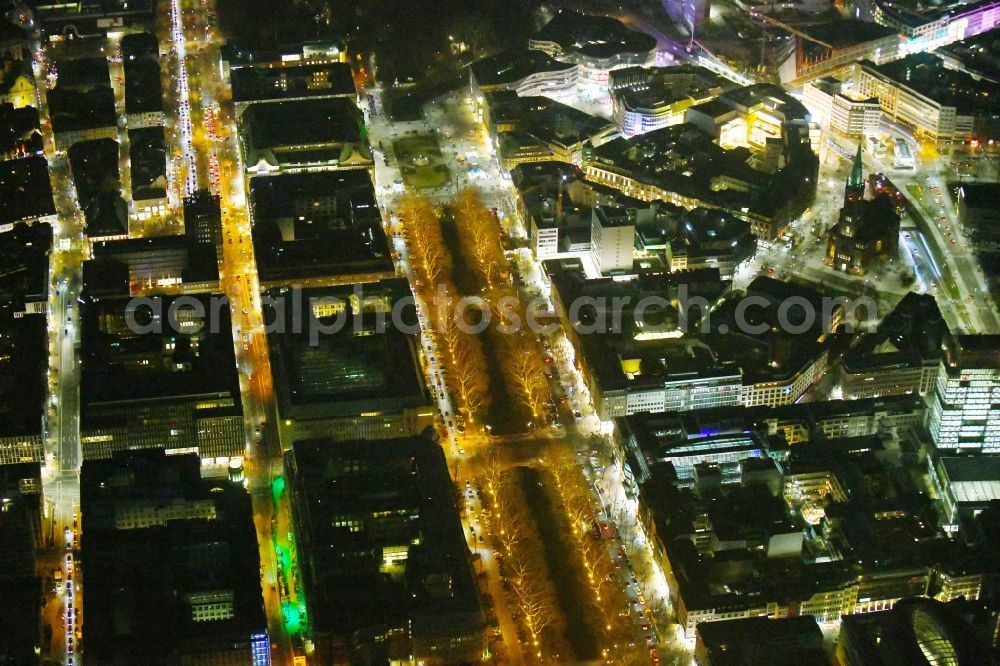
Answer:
[
  {"left": 590, "top": 204, "right": 636, "bottom": 273},
  {"left": 609, "top": 65, "right": 727, "bottom": 137},
  {"left": 469, "top": 49, "right": 579, "bottom": 100},
  {"left": 863, "top": 0, "right": 1000, "bottom": 53},
  {"left": 664, "top": 0, "right": 711, "bottom": 39},
  {"left": 78, "top": 294, "right": 246, "bottom": 462},
  {"left": 740, "top": 350, "right": 828, "bottom": 408},
  {"left": 778, "top": 19, "right": 899, "bottom": 84},
  {"left": 684, "top": 83, "right": 822, "bottom": 158},
  {"left": 852, "top": 53, "right": 1000, "bottom": 145},
  {"left": 802, "top": 77, "right": 882, "bottom": 137},
  {"left": 528, "top": 12, "right": 656, "bottom": 85},
  {"left": 0, "top": 59, "right": 35, "bottom": 109},
  {"left": 929, "top": 335, "right": 1000, "bottom": 454}
]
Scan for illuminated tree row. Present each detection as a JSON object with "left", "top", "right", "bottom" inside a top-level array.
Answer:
[
  {"left": 550, "top": 455, "right": 647, "bottom": 664},
  {"left": 492, "top": 473, "right": 560, "bottom": 662},
  {"left": 453, "top": 188, "right": 507, "bottom": 292},
  {"left": 492, "top": 292, "right": 551, "bottom": 423},
  {"left": 398, "top": 193, "right": 492, "bottom": 424},
  {"left": 436, "top": 308, "right": 492, "bottom": 423},
  {"left": 399, "top": 194, "right": 451, "bottom": 288},
  {"left": 449, "top": 189, "right": 552, "bottom": 429}
]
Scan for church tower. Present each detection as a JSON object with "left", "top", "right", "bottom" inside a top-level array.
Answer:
[
  {"left": 839, "top": 145, "right": 866, "bottom": 238},
  {"left": 825, "top": 142, "right": 899, "bottom": 276}
]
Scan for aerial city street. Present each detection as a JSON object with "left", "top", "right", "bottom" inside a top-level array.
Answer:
[{"left": 2, "top": 0, "right": 1000, "bottom": 663}]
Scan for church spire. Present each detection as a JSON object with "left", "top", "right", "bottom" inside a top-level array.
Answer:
[
  {"left": 848, "top": 145, "right": 864, "bottom": 189},
  {"left": 845, "top": 145, "right": 865, "bottom": 205}
]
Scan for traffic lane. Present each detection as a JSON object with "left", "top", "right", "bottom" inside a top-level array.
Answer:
[{"left": 900, "top": 175, "right": 997, "bottom": 330}]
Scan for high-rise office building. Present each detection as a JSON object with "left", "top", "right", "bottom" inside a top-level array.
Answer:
[
  {"left": 590, "top": 205, "right": 636, "bottom": 274},
  {"left": 183, "top": 190, "right": 223, "bottom": 258},
  {"left": 929, "top": 335, "right": 1000, "bottom": 454},
  {"left": 664, "top": 0, "right": 711, "bottom": 40}
]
